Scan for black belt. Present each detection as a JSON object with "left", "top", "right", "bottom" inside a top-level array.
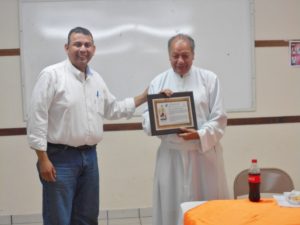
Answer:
[{"left": 47, "top": 142, "right": 96, "bottom": 150}]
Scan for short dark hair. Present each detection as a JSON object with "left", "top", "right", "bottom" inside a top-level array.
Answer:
[
  {"left": 168, "top": 34, "right": 195, "bottom": 53},
  {"left": 67, "top": 27, "right": 94, "bottom": 45}
]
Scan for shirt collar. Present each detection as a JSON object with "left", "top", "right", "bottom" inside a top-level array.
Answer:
[{"left": 66, "top": 59, "right": 93, "bottom": 81}]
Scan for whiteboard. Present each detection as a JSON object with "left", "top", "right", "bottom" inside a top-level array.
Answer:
[{"left": 19, "top": 0, "right": 255, "bottom": 119}]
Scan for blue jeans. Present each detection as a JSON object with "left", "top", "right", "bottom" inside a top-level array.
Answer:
[{"left": 38, "top": 144, "right": 99, "bottom": 225}]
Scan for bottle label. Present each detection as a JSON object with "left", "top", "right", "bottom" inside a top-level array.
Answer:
[{"left": 248, "top": 175, "right": 261, "bottom": 183}]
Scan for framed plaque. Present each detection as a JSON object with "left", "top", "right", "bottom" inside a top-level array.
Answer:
[{"left": 147, "top": 91, "right": 198, "bottom": 135}]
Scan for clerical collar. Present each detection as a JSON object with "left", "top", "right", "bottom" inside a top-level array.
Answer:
[{"left": 176, "top": 68, "right": 192, "bottom": 78}]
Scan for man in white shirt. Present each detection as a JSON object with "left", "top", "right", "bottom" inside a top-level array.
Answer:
[
  {"left": 142, "top": 34, "right": 228, "bottom": 225},
  {"left": 27, "top": 27, "right": 147, "bottom": 225}
]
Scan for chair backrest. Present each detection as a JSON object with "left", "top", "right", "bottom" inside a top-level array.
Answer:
[{"left": 233, "top": 168, "right": 294, "bottom": 199}]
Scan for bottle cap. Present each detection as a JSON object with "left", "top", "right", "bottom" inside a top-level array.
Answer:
[{"left": 251, "top": 159, "right": 257, "bottom": 163}]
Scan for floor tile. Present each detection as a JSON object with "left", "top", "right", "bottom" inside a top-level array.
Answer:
[
  {"left": 12, "top": 214, "right": 42, "bottom": 224},
  {"left": 0, "top": 215, "right": 11, "bottom": 225},
  {"left": 99, "top": 219, "right": 108, "bottom": 225},
  {"left": 140, "top": 216, "right": 152, "bottom": 225},
  {"left": 108, "top": 209, "right": 139, "bottom": 219},
  {"left": 108, "top": 218, "right": 141, "bottom": 225},
  {"left": 13, "top": 223, "right": 43, "bottom": 225},
  {"left": 99, "top": 210, "right": 108, "bottom": 220},
  {"left": 139, "top": 207, "right": 152, "bottom": 217}
]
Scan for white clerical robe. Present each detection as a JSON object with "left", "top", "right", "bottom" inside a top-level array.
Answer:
[{"left": 142, "top": 66, "right": 229, "bottom": 225}]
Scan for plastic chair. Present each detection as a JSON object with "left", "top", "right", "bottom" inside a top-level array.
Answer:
[{"left": 233, "top": 168, "right": 294, "bottom": 199}]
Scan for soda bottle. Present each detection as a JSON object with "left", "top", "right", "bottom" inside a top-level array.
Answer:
[{"left": 248, "top": 159, "right": 261, "bottom": 202}]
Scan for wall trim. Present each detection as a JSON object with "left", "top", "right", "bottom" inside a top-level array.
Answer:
[
  {"left": 0, "top": 40, "right": 293, "bottom": 57},
  {"left": 1, "top": 116, "right": 300, "bottom": 136},
  {"left": 255, "top": 40, "right": 289, "bottom": 47},
  {"left": 0, "top": 48, "right": 20, "bottom": 56}
]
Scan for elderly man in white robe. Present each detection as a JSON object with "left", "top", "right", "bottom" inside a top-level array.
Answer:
[{"left": 142, "top": 34, "right": 229, "bottom": 225}]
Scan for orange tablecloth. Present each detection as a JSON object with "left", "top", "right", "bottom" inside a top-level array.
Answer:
[{"left": 184, "top": 199, "right": 300, "bottom": 225}]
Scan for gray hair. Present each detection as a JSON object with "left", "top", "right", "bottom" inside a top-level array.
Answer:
[{"left": 168, "top": 33, "right": 195, "bottom": 53}]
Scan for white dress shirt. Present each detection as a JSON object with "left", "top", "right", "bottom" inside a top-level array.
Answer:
[{"left": 27, "top": 59, "right": 135, "bottom": 151}]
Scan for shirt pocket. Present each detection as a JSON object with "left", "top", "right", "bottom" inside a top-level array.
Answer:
[{"left": 95, "top": 93, "right": 105, "bottom": 116}]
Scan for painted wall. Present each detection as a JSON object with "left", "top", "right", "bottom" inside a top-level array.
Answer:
[{"left": 0, "top": 0, "right": 300, "bottom": 215}]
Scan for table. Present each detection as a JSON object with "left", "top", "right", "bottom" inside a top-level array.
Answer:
[
  {"left": 179, "top": 201, "right": 205, "bottom": 225},
  {"left": 182, "top": 199, "right": 300, "bottom": 225}
]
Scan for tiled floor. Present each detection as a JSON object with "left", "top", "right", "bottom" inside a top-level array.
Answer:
[
  {"left": 5, "top": 217, "right": 152, "bottom": 225},
  {"left": 0, "top": 218, "right": 152, "bottom": 225},
  {"left": 0, "top": 208, "right": 152, "bottom": 225}
]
